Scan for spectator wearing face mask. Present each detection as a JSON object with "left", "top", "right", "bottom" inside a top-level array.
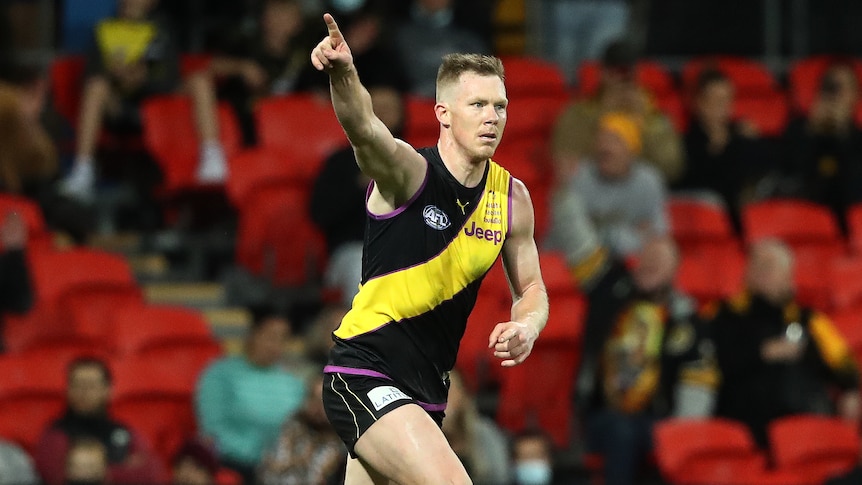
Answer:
[{"left": 511, "top": 430, "right": 554, "bottom": 485}]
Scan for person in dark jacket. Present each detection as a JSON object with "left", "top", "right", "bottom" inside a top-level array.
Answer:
[
  {"left": 0, "top": 210, "right": 33, "bottom": 353},
  {"left": 708, "top": 239, "right": 860, "bottom": 446}
]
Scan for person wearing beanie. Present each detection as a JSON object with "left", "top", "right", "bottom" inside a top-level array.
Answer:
[{"left": 547, "top": 111, "right": 669, "bottom": 257}]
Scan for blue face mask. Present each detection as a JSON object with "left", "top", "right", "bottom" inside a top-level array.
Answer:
[
  {"left": 331, "top": 0, "right": 364, "bottom": 13},
  {"left": 515, "top": 460, "right": 552, "bottom": 485}
]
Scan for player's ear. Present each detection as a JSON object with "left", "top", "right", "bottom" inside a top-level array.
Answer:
[{"left": 435, "top": 102, "right": 451, "bottom": 128}]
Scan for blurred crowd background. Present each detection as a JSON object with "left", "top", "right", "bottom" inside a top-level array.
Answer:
[{"left": 4, "top": 0, "right": 862, "bottom": 484}]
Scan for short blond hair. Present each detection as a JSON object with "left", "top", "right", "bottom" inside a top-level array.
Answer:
[{"left": 436, "top": 53, "right": 505, "bottom": 101}]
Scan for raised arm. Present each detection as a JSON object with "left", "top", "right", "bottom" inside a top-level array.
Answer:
[
  {"left": 310, "top": 14, "right": 426, "bottom": 206},
  {"left": 488, "top": 179, "right": 549, "bottom": 367}
]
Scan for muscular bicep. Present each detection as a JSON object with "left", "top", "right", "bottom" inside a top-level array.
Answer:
[
  {"left": 352, "top": 117, "right": 427, "bottom": 206},
  {"left": 501, "top": 179, "right": 544, "bottom": 299}
]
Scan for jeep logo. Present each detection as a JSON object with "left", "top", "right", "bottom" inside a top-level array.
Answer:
[{"left": 464, "top": 221, "right": 503, "bottom": 245}]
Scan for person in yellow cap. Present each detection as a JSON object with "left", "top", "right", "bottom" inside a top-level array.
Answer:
[{"left": 546, "top": 111, "right": 670, "bottom": 257}]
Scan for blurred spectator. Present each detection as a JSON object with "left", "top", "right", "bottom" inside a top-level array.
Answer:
[
  {"left": 35, "top": 357, "right": 166, "bottom": 485},
  {"left": 540, "top": 0, "right": 630, "bottom": 84},
  {"left": 310, "top": 86, "right": 404, "bottom": 305},
  {"left": 551, "top": 40, "right": 683, "bottom": 183},
  {"left": 394, "top": 0, "right": 489, "bottom": 98},
  {"left": 0, "top": 64, "right": 95, "bottom": 243},
  {"left": 196, "top": 309, "right": 306, "bottom": 484},
  {"left": 0, "top": 72, "right": 57, "bottom": 197},
  {"left": 709, "top": 239, "right": 861, "bottom": 446},
  {"left": 0, "top": 438, "right": 38, "bottom": 485},
  {"left": 58, "top": 0, "right": 188, "bottom": 199},
  {"left": 784, "top": 62, "right": 862, "bottom": 231},
  {"left": 547, "top": 112, "right": 669, "bottom": 257},
  {"left": 302, "top": 304, "right": 348, "bottom": 365},
  {"left": 441, "top": 370, "right": 511, "bottom": 485},
  {"left": 188, "top": 0, "right": 314, "bottom": 148},
  {"left": 511, "top": 430, "right": 553, "bottom": 485},
  {"left": 64, "top": 438, "right": 109, "bottom": 485},
  {"left": 550, "top": 188, "right": 718, "bottom": 485},
  {"left": 300, "top": 1, "right": 410, "bottom": 94},
  {"left": 0, "top": 211, "right": 33, "bottom": 353},
  {"left": 171, "top": 439, "right": 219, "bottom": 485},
  {"left": 257, "top": 373, "right": 346, "bottom": 485},
  {"left": 674, "top": 68, "right": 763, "bottom": 232}
]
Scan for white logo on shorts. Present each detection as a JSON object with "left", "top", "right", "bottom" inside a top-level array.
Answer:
[{"left": 367, "top": 386, "right": 411, "bottom": 411}]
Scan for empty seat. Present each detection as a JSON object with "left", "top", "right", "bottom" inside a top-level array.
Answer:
[
  {"left": 141, "top": 95, "right": 242, "bottom": 192},
  {"left": 500, "top": 56, "right": 568, "bottom": 101},
  {"left": 255, "top": 95, "right": 346, "bottom": 182},
  {"left": 846, "top": 202, "right": 862, "bottom": 255},
  {"left": 496, "top": 339, "right": 580, "bottom": 448},
  {"left": 0, "top": 354, "right": 68, "bottom": 453},
  {"left": 669, "top": 197, "right": 738, "bottom": 252},
  {"left": 457, "top": 291, "right": 509, "bottom": 392},
  {"left": 654, "top": 418, "right": 769, "bottom": 485},
  {"left": 235, "top": 184, "right": 327, "bottom": 287},
  {"left": 226, "top": 149, "right": 303, "bottom": 207},
  {"left": 403, "top": 96, "right": 438, "bottom": 149},
  {"left": 829, "top": 256, "right": 862, "bottom": 310},
  {"left": 504, "top": 92, "right": 569, "bottom": 143},
  {"left": 768, "top": 415, "right": 860, "bottom": 484},
  {"left": 733, "top": 94, "right": 789, "bottom": 137},
  {"left": 676, "top": 250, "right": 745, "bottom": 307},
  {"left": 742, "top": 199, "right": 846, "bottom": 259},
  {"left": 49, "top": 55, "right": 85, "bottom": 126}
]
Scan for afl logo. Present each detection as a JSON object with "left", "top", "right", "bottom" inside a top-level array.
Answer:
[{"left": 423, "top": 205, "right": 451, "bottom": 230}]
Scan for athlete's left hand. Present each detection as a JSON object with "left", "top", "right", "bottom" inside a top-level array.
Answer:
[{"left": 489, "top": 321, "right": 539, "bottom": 367}]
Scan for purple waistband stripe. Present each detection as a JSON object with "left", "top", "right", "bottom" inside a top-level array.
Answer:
[
  {"left": 417, "top": 401, "right": 447, "bottom": 412},
  {"left": 323, "top": 365, "right": 392, "bottom": 380}
]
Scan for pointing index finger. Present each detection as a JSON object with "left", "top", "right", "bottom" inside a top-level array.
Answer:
[{"left": 323, "top": 13, "right": 344, "bottom": 42}]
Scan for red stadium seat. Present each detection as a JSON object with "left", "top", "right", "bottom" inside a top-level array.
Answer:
[
  {"left": 577, "top": 60, "right": 677, "bottom": 98},
  {"left": 457, "top": 290, "right": 509, "bottom": 392},
  {"left": 111, "top": 357, "right": 198, "bottom": 465},
  {"left": 655, "top": 91, "right": 689, "bottom": 133},
  {"left": 49, "top": 55, "right": 85, "bottom": 126},
  {"left": 846, "top": 203, "right": 862, "bottom": 255},
  {"left": 141, "top": 95, "right": 243, "bottom": 192},
  {"left": 496, "top": 339, "right": 580, "bottom": 448},
  {"left": 226, "top": 149, "right": 304, "bottom": 207},
  {"left": 654, "top": 418, "right": 770, "bottom": 485},
  {"left": 235, "top": 184, "right": 327, "bottom": 287},
  {"left": 768, "top": 415, "right": 860, "bottom": 484},
  {"left": 669, "top": 197, "right": 739, "bottom": 252},
  {"left": 0, "top": 354, "right": 68, "bottom": 453},
  {"left": 0, "top": 193, "right": 51, "bottom": 251},
  {"left": 179, "top": 53, "right": 213, "bottom": 78},
  {"left": 500, "top": 56, "right": 568, "bottom": 100},
  {"left": 676, "top": 250, "right": 745, "bottom": 307},
  {"left": 831, "top": 305, "right": 862, "bottom": 361},
  {"left": 742, "top": 199, "right": 846, "bottom": 260},
  {"left": 733, "top": 93, "right": 789, "bottom": 137},
  {"left": 504, "top": 92, "right": 569, "bottom": 143},
  {"left": 6, "top": 248, "right": 142, "bottom": 349},
  {"left": 829, "top": 256, "right": 862, "bottom": 310},
  {"left": 110, "top": 305, "right": 217, "bottom": 352},
  {"left": 494, "top": 137, "right": 549, "bottom": 190},
  {"left": 403, "top": 96, "right": 438, "bottom": 149},
  {"left": 255, "top": 95, "right": 346, "bottom": 182}
]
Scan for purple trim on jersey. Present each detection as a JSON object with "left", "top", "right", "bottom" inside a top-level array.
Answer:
[
  {"left": 506, "top": 175, "right": 514, "bottom": 238},
  {"left": 366, "top": 159, "right": 430, "bottom": 220},
  {"left": 323, "top": 366, "right": 448, "bottom": 411},
  {"left": 323, "top": 365, "right": 392, "bottom": 380},
  {"left": 417, "top": 401, "right": 447, "bottom": 412}
]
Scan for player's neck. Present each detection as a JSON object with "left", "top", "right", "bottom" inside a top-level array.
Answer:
[{"left": 436, "top": 138, "right": 487, "bottom": 188}]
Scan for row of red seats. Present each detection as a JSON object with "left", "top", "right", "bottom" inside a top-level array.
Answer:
[
  {"left": 0, "top": 195, "right": 223, "bottom": 466},
  {"left": 655, "top": 415, "right": 859, "bottom": 485}
]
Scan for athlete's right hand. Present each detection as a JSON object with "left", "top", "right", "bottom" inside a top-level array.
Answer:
[{"left": 310, "top": 13, "right": 353, "bottom": 76}]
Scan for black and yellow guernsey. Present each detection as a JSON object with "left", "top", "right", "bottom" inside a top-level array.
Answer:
[{"left": 325, "top": 146, "right": 513, "bottom": 410}]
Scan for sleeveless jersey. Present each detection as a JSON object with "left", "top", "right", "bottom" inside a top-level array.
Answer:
[{"left": 329, "top": 146, "right": 513, "bottom": 405}]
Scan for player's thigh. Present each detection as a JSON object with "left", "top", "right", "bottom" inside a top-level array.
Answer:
[
  {"left": 344, "top": 456, "right": 390, "bottom": 485},
  {"left": 354, "top": 403, "right": 472, "bottom": 485}
]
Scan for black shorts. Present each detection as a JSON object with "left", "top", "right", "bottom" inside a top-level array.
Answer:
[{"left": 322, "top": 366, "right": 446, "bottom": 457}]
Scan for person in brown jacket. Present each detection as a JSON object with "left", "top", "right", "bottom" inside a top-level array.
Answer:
[{"left": 551, "top": 40, "right": 683, "bottom": 184}]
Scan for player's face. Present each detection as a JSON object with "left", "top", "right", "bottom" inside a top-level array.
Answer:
[{"left": 445, "top": 73, "right": 508, "bottom": 162}]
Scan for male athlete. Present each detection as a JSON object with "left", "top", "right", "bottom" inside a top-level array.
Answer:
[{"left": 312, "top": 13, "right": 549, "bottom": 485}]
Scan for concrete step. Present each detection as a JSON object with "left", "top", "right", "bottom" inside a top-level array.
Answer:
[{"left": 144, "top": 282, "right": 226, "bottom": 308}]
